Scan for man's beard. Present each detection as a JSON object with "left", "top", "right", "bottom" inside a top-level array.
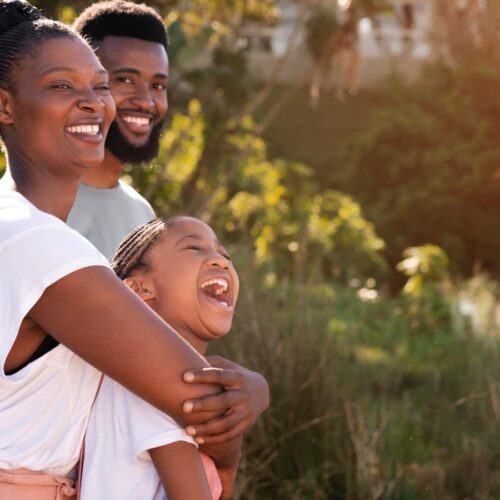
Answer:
[{"left": 105, "top": 118, "right": 165, "bottom": 164}]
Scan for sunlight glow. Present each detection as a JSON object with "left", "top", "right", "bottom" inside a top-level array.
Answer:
[{"left": 337, "top": 0, "right": 352, "bottom": 11}]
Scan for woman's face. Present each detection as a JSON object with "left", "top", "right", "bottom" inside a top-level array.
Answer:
[
  {"left": 131, "top": 217, "right": 240, "bottom": 352},
  {"left": 0, "top": 36, "right": 115, "bottom": 177}
]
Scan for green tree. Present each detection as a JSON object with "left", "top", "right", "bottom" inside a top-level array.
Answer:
[{"left": 338, "top": 65, "right": 500, "bottom": 282}]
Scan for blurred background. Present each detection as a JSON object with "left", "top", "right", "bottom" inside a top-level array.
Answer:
[{"left": 10, "top": 0, "right": 500, "bottom": 497}]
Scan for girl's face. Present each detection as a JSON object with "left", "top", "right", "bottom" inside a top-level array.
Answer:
[
  {"left": 0, "top": 37, "right": 115, "bottom": 177},
  {"left": 130, "top": 217, "right": 239, "bottom": 353}
]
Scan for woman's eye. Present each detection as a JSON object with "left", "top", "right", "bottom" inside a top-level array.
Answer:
[
  {"left": 95, "top": 84, "right": 110, "bottom": 92},
  {"left": 186, "top": 245, "right": 200, "bottom": 251}
]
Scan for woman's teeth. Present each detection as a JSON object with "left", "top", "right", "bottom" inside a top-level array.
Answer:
[{"left": 66, "top": 124, "right": 100, "bottom": 134}]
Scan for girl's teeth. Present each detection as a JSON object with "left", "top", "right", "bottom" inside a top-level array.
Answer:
[{"left": 200, "top": 278, "right": 228, "bottom": 291}]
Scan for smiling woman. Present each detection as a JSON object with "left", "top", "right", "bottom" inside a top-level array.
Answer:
[{"left": 0, "top": 1, "right": 243, "bottom": 497}]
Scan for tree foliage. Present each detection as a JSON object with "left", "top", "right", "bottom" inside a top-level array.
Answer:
[
  {"left": 127, "top": 100, "right": 385, "bottom": 283},
  {"left": 337, "top": 64, "right": 500, "bottom": 281}
]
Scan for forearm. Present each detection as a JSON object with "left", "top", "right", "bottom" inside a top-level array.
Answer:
[
  {"left": 150, "top": 442, "right": 212, "bottom": 500},
  {"left": 200, "top": 436, "right": 242, "bottom": 470},
  {"left": 30, "top": 266, "right": 221, "bottom": 425}
]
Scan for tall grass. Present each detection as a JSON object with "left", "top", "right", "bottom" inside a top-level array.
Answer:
[{"left": 214, "top": 259, "right": 500, "bottom": 499}]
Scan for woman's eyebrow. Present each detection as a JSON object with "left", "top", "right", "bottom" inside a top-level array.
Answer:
[{"left": 41, "top": 67, "right": 108, "bottom": 76}]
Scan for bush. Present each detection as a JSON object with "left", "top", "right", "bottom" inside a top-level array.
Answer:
[
  {"left": 213, "top": 254, "right": 500, "bottom": 499},
  {"left": 338, "top": 64, "right": 500, "bottom": 281}
]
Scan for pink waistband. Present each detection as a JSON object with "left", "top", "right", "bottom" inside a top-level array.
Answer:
[{"left": 0, "top": 468, "right": 76, "bottom": 500}]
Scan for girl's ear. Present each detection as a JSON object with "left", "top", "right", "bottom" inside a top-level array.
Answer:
[
  {"left": 0, "top": 89, "right": 14, "bottom": 125},
  {"left": 123, "top": 277, "right": 156, "bottom": 303}
]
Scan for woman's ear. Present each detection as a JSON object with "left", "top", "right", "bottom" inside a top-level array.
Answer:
[
  {"left": 123, "top": 277, "right": 156, "bottom": 303},
  {"left": 0, "top": 89, "right": 13, "bottom": 125}
]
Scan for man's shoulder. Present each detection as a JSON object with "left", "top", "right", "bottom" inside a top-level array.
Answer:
[
  {"left": 117, "top": 181, "right": 154, "bottom": 213},
  {"left": 118, "top": 180, "right": 147, "bottom": 202}
]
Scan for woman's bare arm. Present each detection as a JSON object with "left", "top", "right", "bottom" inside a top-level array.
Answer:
[{"left": 29, "top": 266, "right": 219, "bottom": 426}]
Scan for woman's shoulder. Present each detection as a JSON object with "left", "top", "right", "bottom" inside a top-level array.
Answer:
[
  {"left": 0, "top": 191, "right": 64, "bottom": 240},
  {"left": 0, "top": 190, "right": 109, "bottom": 267}
]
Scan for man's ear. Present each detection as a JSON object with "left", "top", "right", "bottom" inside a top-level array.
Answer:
[
  {"left": 0, "top": 88, "right": 13, "bottom": 125},
  {"left": 123, "top": 277, "right": 156, "bottom": 303}
]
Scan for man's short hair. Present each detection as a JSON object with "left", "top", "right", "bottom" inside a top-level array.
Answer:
[{"left": 73, "top": 0, "right": 168, "bottom": 51}]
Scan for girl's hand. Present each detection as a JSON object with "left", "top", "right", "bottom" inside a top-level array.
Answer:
[{"left": 182, "top": 356, "right": 269, "bottom": 445}]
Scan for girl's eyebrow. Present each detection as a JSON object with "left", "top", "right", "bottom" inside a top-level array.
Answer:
[
  {"left": 174, "top": 233, "right": 224, "bottom": 248},
  {"left": 174, "top": 234, "right": 201, "bottom": 246}
]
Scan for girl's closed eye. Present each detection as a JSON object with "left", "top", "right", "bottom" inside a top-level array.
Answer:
[{"left": 50, "top": 82, "right": 72, "bottom": 90}]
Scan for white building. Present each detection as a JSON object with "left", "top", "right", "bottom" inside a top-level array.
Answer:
[{"left": 238, "top": 0, "right": 433, "bottom": 90}]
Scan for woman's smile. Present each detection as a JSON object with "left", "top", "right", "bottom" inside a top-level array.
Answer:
[{"left": 64, "top": 118, "right": 105, "bottom": 144}]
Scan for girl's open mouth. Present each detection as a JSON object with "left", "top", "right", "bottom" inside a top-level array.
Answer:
[{"left": 200, "top": 278, "right": 232, "bottom": 309}]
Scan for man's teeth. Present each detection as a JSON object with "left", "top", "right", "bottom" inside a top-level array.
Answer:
[
  {"left": 122, "top": 115, "right": 150, "bottom": 125},
  {"left": 66, "top": 125, "right": 100, "bottom": 134},
  {"left": 200, "top": 278, "right": 228, "bottom": 295}
]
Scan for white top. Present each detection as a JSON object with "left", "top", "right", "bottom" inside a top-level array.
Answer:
[
  {"left": 67, "top": 180, "right": 155, "bottom": 261},
  {"left": 0, "top": 191, "right": 109, "bottom": 477},
  {"left": 81, "top": 376, "right": 197, "bottom": 500}
]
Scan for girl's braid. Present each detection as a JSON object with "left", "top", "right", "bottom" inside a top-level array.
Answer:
[{"left": 112, "top": 217, "right": 182, "bottom": 279}]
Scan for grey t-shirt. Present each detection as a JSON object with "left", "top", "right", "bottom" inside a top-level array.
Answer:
[{"left": 67, "top": 181, "right": 155, "bottom": 261}]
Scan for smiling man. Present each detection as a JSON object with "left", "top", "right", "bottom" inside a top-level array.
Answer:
[{"left": 67, "top": 0, "right": 168, "bottom": 260}]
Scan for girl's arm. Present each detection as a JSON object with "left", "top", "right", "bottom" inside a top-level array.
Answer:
[
  {"left": 30, "top": 266, "right": 219, "bottom": 425},
  {"left": 149, "top": 442, "right": 213, "bottom": 500},
  {"left": 200, "top": 437, "right": 243, "bottom": 500}
]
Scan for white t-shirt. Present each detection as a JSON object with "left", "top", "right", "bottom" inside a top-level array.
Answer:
[
  {"left": 0, "top": 191, "right": 109, "bottom": 477},
  {"left": 81, "top": 376, "right": 197, "bottom": 500}
]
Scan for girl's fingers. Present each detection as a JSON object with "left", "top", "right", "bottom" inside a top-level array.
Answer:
[
  {"left": 183, "top": 367, "right": 244, "bottom": 388},
  {"left": 186, "top": 408, "right": 251, "bottom": 439},
  {"left": 183, "top": 389, "right": 246, "bottom": 414},
  {"left": 194, "top": 422, "right": 248, "bottom": 445}
]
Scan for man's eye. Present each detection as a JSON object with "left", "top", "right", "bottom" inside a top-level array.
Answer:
[
  {"left": 153, "top": 82, "right": 167, "bottom": 91},
  {"left": 117, "top": 77, "right": 133, "bottom": 84},
  {"left": 186, "top": 245, "right": 200, "bottom": 251}
]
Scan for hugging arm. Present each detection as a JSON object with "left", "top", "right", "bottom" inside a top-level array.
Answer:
[{"left": 30, "top": 266, "right": 220, "bottom": 426}]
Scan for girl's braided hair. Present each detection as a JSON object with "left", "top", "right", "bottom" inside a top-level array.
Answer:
[
  {"left": 0, "top": 0, "right": 81, "bottom": 90},
  {"left": 112, "top": 216, "right": 182, "bottom": 279}
]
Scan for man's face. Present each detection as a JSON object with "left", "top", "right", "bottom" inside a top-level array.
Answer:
[{"left": 96, "top": 36, "right": 169, "bottom": 163}]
